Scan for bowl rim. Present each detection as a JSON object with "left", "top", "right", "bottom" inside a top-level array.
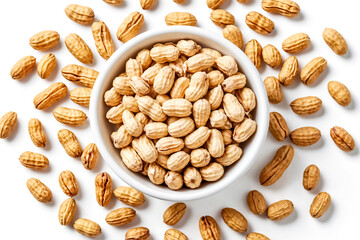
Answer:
[{"left": 89, "top": 26, "right": 269, "bottom": 201}]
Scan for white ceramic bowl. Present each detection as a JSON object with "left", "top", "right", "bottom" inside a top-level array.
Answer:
[{"left": 90, "top": 26, "right": 269, "bottom": 201}]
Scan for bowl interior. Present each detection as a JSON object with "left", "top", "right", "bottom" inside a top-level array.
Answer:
[{"left": 90, "top": 26, "right": 269, "bottom": 201}]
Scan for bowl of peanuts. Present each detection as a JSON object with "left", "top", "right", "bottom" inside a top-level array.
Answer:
[{"left": 90, "top": 26, "right": 269, "bottom": 201}]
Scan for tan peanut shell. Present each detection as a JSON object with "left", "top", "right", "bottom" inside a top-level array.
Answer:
[
  {"left": 19, "top": 151, "right": 49, "bottom": 169},
  {"left": 73, "top": 219, "right": 101, "bottom": 237},
  {"left": 300, "top": 57, "right": 327, "bottom": 85},
  {"left": 112, "top": 125, "right": 132, "bottom": 148},
  {"left": 185, "top": 72, "right": 209, "bottom": 102},
  {"left": 261, "top": 0, "right": 300, "bottom": 17},
  {"left": 303, "top": 164, "right": 320, "bottom": 191},
  {"left": 222, "top": 73, "right": 246, "bottom": 92},
  {"left": 247, "top": 232, "right": 270, "bottom": 240},
  {"left": 221, "top": 208, "right": 248, "bottom": 232},
  {"left": 154, "top": 66, "right": 175, "bottom": 94},
  {"left": 58, "top": 198, "right": 76, "bottom": 225},
  {"left": 327, "top": 81, "right": 351, "bottom": 106},
  {"left": 190, "top": 148, "right": 211, "bottom": 168},
  {"left": 267, "top": 200, "right": 294, "bottom": 220},
  {"left": 183, "top": 167, "right": 202, "bottom": 189},
  {"left": 95, "top": 172, "right": 113, "bottom": 207},
  {"left": 122, "top": 110, "right": 143, "bottom": 137},
  {"left": 168, "top": 117, "right": 195, "bottom": 137},
  {"left": 150, "top": 44, "right": 180, "bottom": 63},
  {"left": 200, "top": 48, "right": 222, "bottom": 59},
  {"left": 199, "top": 216, "right": 221, "bottom": 240},
  {"left": 215, "top": 144, "right": 242, "bottom": 166},
  {"left": 245, "top": 39, "right": 262, "bottom": 70},
  {"left": 223, "top": 25, "right": 243, "bottom": 49},
  {"left": 65, "top": 4, "right": 95, "bottom": 25},
  {"left": 33, "top": 82, "right": 68, "bottom": 110},
  {"left": 233, "top": 118, "right": 257, "bottom": 143},
  {"left": 165, "top": 171, "right": 184, "bottom": 190},
  {"left": 200, "top": 162, "right": 224, "bottom": 181},
  {"left": 58, "top": 129, "right": 82, "bottom": 158},
  {"left": 310, "top": 192, "right": 331, "bottom": 218},
  {"left": 29, "top": 30, "right": 60, "bottom": 51},
  {"left": 177, "top": 40, "right": 201, "bottom": 57},
  {"left": 81, "top": 143, "right": 99, "bottom": 170},
  {"left": 186, "top": 54, "right": 215, "bottom": 74},
  {"left": 105, "top": 207, "right": 136, "bottom": 226},
  {"left": 245, "top": 11, "right": 274, "bottom": 35},
  {"left": 122, "top": 96, "right": 139, "bottom": 112},
  {"left": 330, "top": 126, "right": 355, "bottom": 152},
  {"left": 282, "top": 33, "right": 310, "bottom": 54},
  {"left": 264, "top": 76, "right": 283, "bottom": 104},
  {"left": 53, "top": 107, "right": 87, "bottom": 126},
  {"left": 162, "top": 99, "right": 192, "bottom": 117},
  {"left": 165, "top": 12, "right": 197, "bottom": 26},
  {"left": 163, "top": 202, "right": 187, "bottom": 225},
  {"left": 156, "top": 137, "right": 185, "bottom": 155},
  {"left": 165, "top": 229, "right": 188, "bottom": 240},
  {"left": 210, "top": 9, "right": 235, "bottom": 27},
  {"left": 148, "top": 162, "right": 167, "bottom": 184},
  {"left": 65, "top": 33, "right": 93, "bottom": 64},
  {"left": 193, "top": 99, "right": 211, "bottom": 128},
  {"left": 207, "top": 0, "right": 226, "bottom": 9},
  {"left": 236, "top": 87, "right": 256, "bottom": 113},
  {"left": 290, "top": 96, "right": 322, "bottom": 115},
  {"left": 221, "top": 130, "right": 233, "bottom": 145},
  {"left": 278, "top": 56, "right": 298, "bottom": 86},
  {"left": 10, "top": 56, "right": 36, "bottom": 80},
  {"left": 323, "top": 28, "right": 348, "bottom": 55},
  {"left": 223, "top": 93, "right": 245, "bottom": 123},
  {"left": 185, "top": 127, "right": 211, "bottom": 149},
  {"left": 70, "top": 87, "right": 92, "bottom": 107},
  {"left": 126, "top": 58, "right": 143, "bottom": 78},
  {"left": 59, "top": 170, "right": 79, "bottom": 197},
  {"left": 0, "top": 111, "right": 17, "bottom": 139},
  {"left": 61, "top": 64, "right": 99, "bottom": 88},
  {"left": 117, "top": 11, "right": 144, "bottom": 42},
  {"left": 104, "top": 87, "right": 122, "bottom": 107},
  {"left": 132, "top": 135, "right": 158, "bottom": 163},
  {"left": 216, "top": 56, "right": 238, "bottom": 76},
  {"left": 207, "top": 129, "right": 225, "bottom": 158},
  {"left": 113, "top": 186, "right": 146, "bottom": 207},
  {"left": 138, "top": 96, "right": 167, "bottom": 121},
  {"left": 140, "top": 0, "right": 157, "bottom": 10},
  {"left": 262, "top": 44, "right": 282, "bottom": 68},
  {"left": 136, "top": 49, "right": 152, "bottom": 70},
  {"left": 144, "top": 122, "right": 168, "bottom": 139},
  {"left": 125, "top": 227, "right": 150, "bottom": 240},
  {"left": 113, "top": 76, "right": 135, "bottom": 95},
  {"left": 26, "top": 178, "right": 52, "bottom": 203},
  {"left": 269, "top": 112, "right": 289, "bottom": 141},
  {"left": 290, "top": 127, "right": 321, "bottom": 146},
  {"left": 106, "top": 104, "right": 126, "bottom": 124},
  {"left": 259, "top": 145, "right": 294, "bottom": 186},
  {"left": 37, "top": 53, "right": 56, "bottom": 79},
  {"left": 206, "top": 85, "right": 224, "bottom": 110},
  {"left": 247, "top": 190, "right": 267, "bottom": 215},
  {"left": 120, "top": 146, "right": 143, "bottom": 172},
  {"left": 167, "top": 151, "right": 190, "bottom": 171},
  {"left": 92, "top": 20, "right": 115, "bottom": 60},
  {"left": 28, "top": 118, "right": 47, "bottom": 147}
]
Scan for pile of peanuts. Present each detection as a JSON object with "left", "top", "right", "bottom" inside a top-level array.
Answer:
[{"left": 104, "top": 40, "right": 257, "bottom": 190}]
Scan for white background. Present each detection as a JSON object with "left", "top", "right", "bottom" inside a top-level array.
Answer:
[{"left": 0, "top": 0, "right": 359, "bottom": 239}]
